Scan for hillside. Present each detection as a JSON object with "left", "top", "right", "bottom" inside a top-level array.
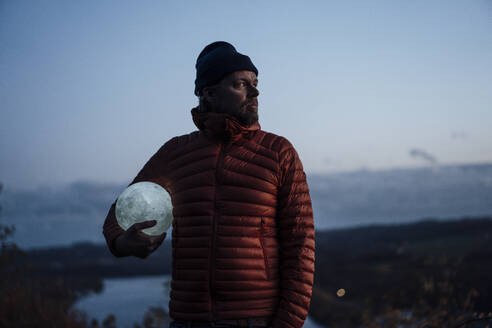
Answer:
[{"left": 310, "top": 217, "right": 492, "bottom": 327}]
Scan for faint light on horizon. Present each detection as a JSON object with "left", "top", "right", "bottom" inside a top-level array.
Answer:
[{"left": 336, "top": 288, "right": 346, "bottom": 297}]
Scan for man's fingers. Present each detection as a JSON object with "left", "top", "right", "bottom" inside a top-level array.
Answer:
[
  {"left": 148, "top": 233, "right": 166, "bottom": 246},
  {"left": 132, "top": 220, "right": 157, "bottom": 231},
  {"left": 157, "top": 232, "right": 167, "bottom": 243}
]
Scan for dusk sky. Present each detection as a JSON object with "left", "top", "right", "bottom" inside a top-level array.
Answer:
[{"left": 1, "top": 0, "right": 491, "bottom": 190}]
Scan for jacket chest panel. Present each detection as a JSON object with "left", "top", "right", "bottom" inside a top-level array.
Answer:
[
  {"left": 212, "top": 143, "right": 278, "bottom": 218},
  {"left": 215, "top": 143, "right": 278, "bottom": 188},
  {"left": 168, "top": 139, "right": 278, "bottom": 218}
]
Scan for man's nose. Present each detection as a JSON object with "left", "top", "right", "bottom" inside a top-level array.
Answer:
[{"left": 248, "top": 85, "right": 259, "bottom": 97}]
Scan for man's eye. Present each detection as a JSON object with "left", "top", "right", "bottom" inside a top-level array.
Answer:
[{"left": 235, "top": 81, "right": 257, "bottom": 88}]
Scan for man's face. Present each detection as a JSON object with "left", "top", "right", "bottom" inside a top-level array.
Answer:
[{"left": 203, "top": 70, "right": 259, "bottom": 126}]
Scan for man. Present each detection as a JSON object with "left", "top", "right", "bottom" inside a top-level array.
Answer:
[{"left": 103, "top": 41, "right": 315, "bottom": 328}]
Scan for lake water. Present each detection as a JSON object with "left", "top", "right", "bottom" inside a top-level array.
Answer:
[{"left": 74, "top": 275, "right": 326, "bottom": 328}]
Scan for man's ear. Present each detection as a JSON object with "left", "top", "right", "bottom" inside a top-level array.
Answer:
[{"left": 202, "top": 86, "right": 216, "bottom": 100}]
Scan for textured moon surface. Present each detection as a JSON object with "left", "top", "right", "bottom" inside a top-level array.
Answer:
[{"left": 115, "top": 181, "right": 173, "bottom": 235}]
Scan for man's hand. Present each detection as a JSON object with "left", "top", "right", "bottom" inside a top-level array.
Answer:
[{"left": 114, "top": 220, "right": 167, "bottom": 259}]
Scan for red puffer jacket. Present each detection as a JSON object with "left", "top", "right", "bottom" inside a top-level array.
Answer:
[{"left": 103, "top": 107, "right": 315, "bottom": 328}]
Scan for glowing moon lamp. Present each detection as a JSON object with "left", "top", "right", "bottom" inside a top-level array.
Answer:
[{"left": 115, "top": 181, "right": 173, "bottom": 236}]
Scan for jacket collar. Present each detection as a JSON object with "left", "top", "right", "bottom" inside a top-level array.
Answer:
[{"left": 191, "top": 107, "right": 260, "bottom": 142}]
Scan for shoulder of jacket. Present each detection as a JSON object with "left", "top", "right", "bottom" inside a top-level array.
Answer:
[
  {"left": 254, "top": 130, "right": 295, "bottom": 154},
  {"left": 157, "top": 131, "right": 201, "bottom": 153}
]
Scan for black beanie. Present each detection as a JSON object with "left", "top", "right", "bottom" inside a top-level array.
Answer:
[{"left": 194, "top": 41, "right": 258, "bottom": 96}]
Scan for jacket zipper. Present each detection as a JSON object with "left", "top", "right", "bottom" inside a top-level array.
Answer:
[
  {"left": 210, "top": 142, "right": 225, "bottom": 320},
  {"left": 259, "top": 217, "right": 270, "bottom": 280}
]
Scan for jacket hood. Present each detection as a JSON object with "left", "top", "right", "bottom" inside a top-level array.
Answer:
[{"left": 191, "top": 107, "right": 260, "bottom": 141}]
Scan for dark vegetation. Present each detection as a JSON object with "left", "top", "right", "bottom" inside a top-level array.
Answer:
[
  {"left": 2, "top": 179, "right": 492, "bottom": 327},
  {"left": 1, "top": 225, "right": 171, "bottom": 328},
  {"left": 310, "top": 217, "right": 492, "bottom": 327}
]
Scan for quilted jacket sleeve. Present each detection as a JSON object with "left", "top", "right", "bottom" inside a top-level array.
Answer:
[
  {"left": 102, "top": 141, "right": 173, "bottom": 258},
  {"left": 272, "top": 143, "right": 315, "bottom": 328}
]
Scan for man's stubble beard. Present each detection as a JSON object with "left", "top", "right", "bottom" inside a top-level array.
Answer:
[
  {"left": 237, "top": 109, "right": 258, "bottom": 126},
  {"left": 199, "top": 97, "right": 259, "bottom": 126},
  {"left": 237, "top": 99, "right": 259, "bottom": 126}
]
